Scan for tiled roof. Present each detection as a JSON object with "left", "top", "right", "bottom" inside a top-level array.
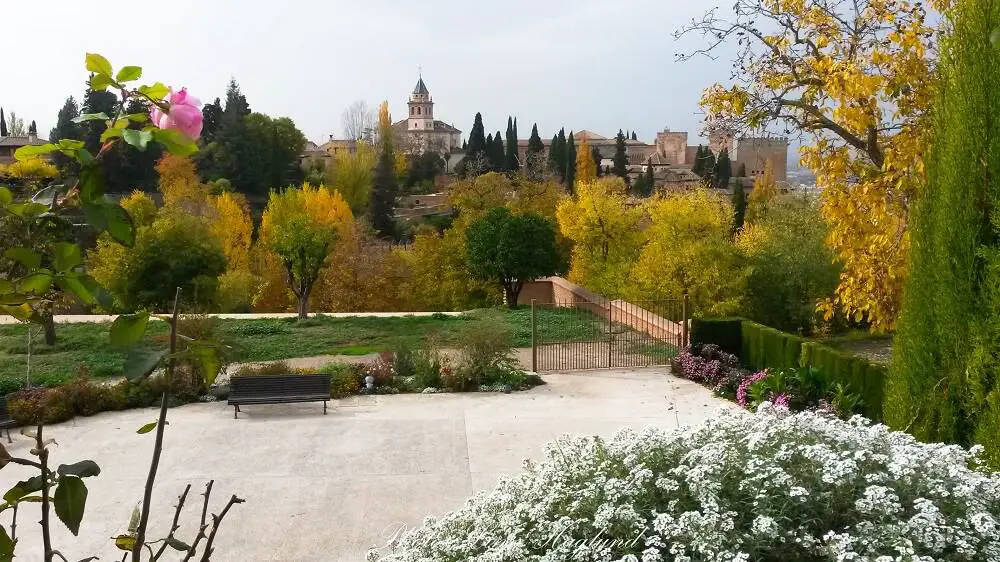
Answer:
[{"left": 0, "top": 135, "right": 48, "bottom": 147}]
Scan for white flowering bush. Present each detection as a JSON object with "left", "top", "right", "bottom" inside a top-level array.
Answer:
[{"left": 369, "top": 405, "right": 1000, "bottom": 562}]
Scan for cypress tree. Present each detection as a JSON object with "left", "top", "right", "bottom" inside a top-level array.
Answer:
[
  {"left": 643, "top": 158, "right": 654, "bottom": 195},
  {"left": 612, "top": 129, "right": 628, "bottom": 179},
  {"left": 201, "top": 97, "right": 224, "bottom": 143},
  {"left": 592, "top": 146, "right": 603, "bottom": 177},
  {"left": 370, "top": 147, "right": 398, "bottom": 238},
  {"left": 632, "top": 131, "right": 638, "bottom": 141},
  {"left": 467, "top": 112, "right": 487, "bottom": 157},
  {"left": 28, "top": 120, "right": 36, "bottom": 135},
  {"left": 714, "top": 148, "right": 732, "bottom": 188},
  {"left": 692, "top": 145, "right": 705, "bottom": 176},
  {"left": 565, "top": 131, "right": 576, "bottom": 192},
  {"left": 887, "top": 0, "right": 1000, "bottom": 466},
  {"left": 701, "top": 149, "right": 716, "bottom": 181},
  {"left": 462, "top": 139, "right": 467, "bottom": 150},
  {"left": 527, "top": 124, "right": 544, "bottom": 155},
  {"left": 488, "top": 130, "right": 505, "bottom": 171},
  {"left": 505, "top": 116, "right": 519, "bottom": 172},
  {"left": 731, "top": 179, "right": 746, "bottom": 234},
  {"left": 548, "top": 133, "right": 561, "bottom": 179},
  {"left": 0, "top": 108, "right": 7, "bottom": 137},
  {"left": 49, "top": 97, "right": 81, "bottom": 172}
]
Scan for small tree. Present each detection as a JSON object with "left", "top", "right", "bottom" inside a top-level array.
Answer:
[
  {"left": 564, "top": 131, "right": 576, "bottom": 191},
  {"left": 261, "top": 184, "right": 352, "bottom": 318},
  {"left": 575, "top": 135, "right": 597, "bottom": 186},
  {"left": 714, "top": 148, "right": 732, "bottom": 188},
  {"left": 692, "top": 145, "right": 705, "bottom": 176},
  {"left": 466, "top": 207, "right": 561, "bottom": 308},
  {"left": 612, "top": 129, "right": 628, "bottom": 179},
  {"left": 731, "top": 179, "right": 746, "bottom": 233}
]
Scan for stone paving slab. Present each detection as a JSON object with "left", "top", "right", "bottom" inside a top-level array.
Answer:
[{"left": 2, "top": 368, "right": 733, "bottom": 561}]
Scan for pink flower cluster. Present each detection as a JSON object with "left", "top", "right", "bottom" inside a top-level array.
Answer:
[
  {"left": 150, "top": 87, "right": 203, "bottom": 140},
  {"left": 736, "top": 370, "right": 769, "bottom": 408}
]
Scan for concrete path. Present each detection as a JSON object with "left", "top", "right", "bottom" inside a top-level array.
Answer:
[
  {"left": 0, "top": 311, "right": 465, "bottom": 325},
  {"left": 3, "top": 368, "right": 733, "bottom": 561}
]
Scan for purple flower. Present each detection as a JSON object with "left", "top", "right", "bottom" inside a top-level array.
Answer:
[{"left": 737, "top": 370, "right": 769, "bottom": 408}]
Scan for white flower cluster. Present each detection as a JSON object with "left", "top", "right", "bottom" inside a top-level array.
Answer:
[{"left": 369, "top": 404, "right": 1000, "bottom": 562}]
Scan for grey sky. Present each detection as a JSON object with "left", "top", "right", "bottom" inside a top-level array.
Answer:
[{"left": 3, "top": 0, "right": 737, "bottom": 146}]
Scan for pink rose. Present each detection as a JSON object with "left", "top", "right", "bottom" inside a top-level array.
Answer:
[{"left": 150, "top": 87, "right": 203, "bottom": 140}]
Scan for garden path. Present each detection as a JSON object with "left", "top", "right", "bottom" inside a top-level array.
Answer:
[{"left": 3, "top": 368, "right": 732, "bottom": 561}]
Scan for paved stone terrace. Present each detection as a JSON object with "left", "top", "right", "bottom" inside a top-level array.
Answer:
[{"left": 4, "top": 368, "right": 732, "bottom": 561}]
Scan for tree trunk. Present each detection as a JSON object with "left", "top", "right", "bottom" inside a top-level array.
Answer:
[
  {"left": 43, "top": 313, "right": 56, "bottom": 345},
  {"left": 297, "top": 293, "right": 309, "bottom": 319},
  {"left": 505, "top": 284, "right": 520, "bottom": 309}
]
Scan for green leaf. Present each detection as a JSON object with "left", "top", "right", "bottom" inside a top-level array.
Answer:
[
  {"left": 111, "top": 312, "right": 149, "bottom": 348},
  {"left": 76, "top": 148, "right": 96, "bottom": 167},
  {"left": 125, "top": 113, "right": 149, "bottom": 123},
  {"left": 0, "top": 303, "right": 41, "bottom": 322},
  {"left": 14, "top": 144, "right": 57, "bottom": 162},
  {"left": 4, "top": 476, "right": 44, "bottom": 503},
  {"left": 57, "top": 460, "right": 101, "bottom": 479},
  {"left": 7, "top": 202, "right": 49, "bottom": 218},
  {"left": 124, "top": 348, "right": 166, "bottom": 382},
  {"left": 189, "top": 343, "right": 222, "bottom": 386},
  {"left": 85, "top": 53, "right": 113, "bottom": 76},
  {"left": 4, "top": 248, "right": 41, "bottom": 269},
  {"left": 115, "top": 65, "right": 142, "bottom": 82},
  {"left": 166, "top": 537, "right": 190, "bottom": 551},
  {"left": 122, "top": 129, "right": 153, "bottom": 152},
  {"left": 114, "top": 534, "right": 136, "bottom": 552},
  {"left": 54, "top": 475, "right": 87, "bottom": 536},
  {"left": 100, "top": 129, "right": 124, "bottom": 142},
  {"left": 137, "top": 82, "right": 169, "bottom": 101},
  {"left": 0, "top": 187, "right": 11, "bottom": 207},
  {"left": 71, "top": 112, "right": 109, "bottom": 124},
  {"left": 82, "top": 201, "right": 135, "bottom": 247},
  {"left": 0, "top": 279, "right": 12, "bottom": 294},
  {"left": 18, "top": 273, "right": 52, "bottom": 294},
  {"left": 152, "top": 128, "right": 198, "bottom": 156},
  {"left": 53, "top": 243, "right": 83, "bottom": 272},
  {"left": 79, "top": 167, "right": 104, "bottom": 202},
  {"left": 90, "top": 73, "right": 112, "bottom": 91},
  {"left": 136, "top": 421, "right": 167, "bottom": 434},
  {"left": 0, "top": 524, "right": 12, "bottom": 562},
  {"left": 55, "top": 275, "right": 95, "bottom": 306}
]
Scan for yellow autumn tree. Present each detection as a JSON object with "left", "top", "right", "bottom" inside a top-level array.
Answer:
[
  {"left": 209, "top": 191, "right": 253, "bottom": 271},
  {"left": 449, "top": 172, "right": 564, "bottom": 223},
  {"left": 156, "top": 154, "right": 211, "bottom": 215},
  {"left": 402, "top": 225, "right": 500, "bottom": 311},
  {"left": 312, "top": 223, "right": 411, "bottom": 312},
  {"left": 629, "top": 189, "right": 745, "bottom": 315},
  {"left": 575, "top": 135, "right": 597, "bottom": 186},
  {"left": 746, "top": 160, "right": 779, "bottom": 223},
  {"left": 329, "top": 140, "right": 377, "bottom": 212},
  {"left": 256, "top": 183, "right": 354, "bottom": 317},
  {"left": 556, "top": 178, "right": 646, "bottom": 299},
  {"left": 679, "top": 0, "right": 950, "bottom": 329}
]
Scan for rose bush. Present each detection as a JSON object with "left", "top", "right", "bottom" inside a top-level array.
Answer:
[
  {"left": 369, "top": 405, "right": 1000, "bottom": 562},
  {"left": 149, "top": 87, "right": 203, "bottom": 140}
]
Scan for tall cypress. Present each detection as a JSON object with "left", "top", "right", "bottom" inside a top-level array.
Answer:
[
  {"left": 505, "top": 116, "right": 519, "bottom": 172},
  {"left": 565, "top": 131, "right": 576, "bottom": 192},
  {"left": 556, "top": 128, "right": 567, "bottom": 182},
  {"left": 28, "top": 121, "right": 36, "bottom": 135},
  {"left": 692, "top": 145, "right": 705, "bottom": 176},
  {"left": 714, "top": 148, "right": 732, "bottom": 188},
  {"left": 592, "top": 146, "right": 603, "bottom": 177},
  {"left": 612, "top": 129, "right": 628, "bottom": 179},
  {"left": 731, "top": 179, "right": 746, "bottom": 234},
  {"left": 887, "top": 0, "right": 1000, "bottom": 466},
  {"left": 547, "top": 133, "right": 561, "bottom": 178},
  {"left": 0, "top": 108, "right": 7, "bottom": 137},
  {"left": 527, "top": 124, "right": 544, "bottom": 155},
  {"left": 370, "top": 147, "right": 398, "bottom": 238},
  {"left": 491, "top": 130, "right": 506, "bottom": 171},
  {"left": 702, "top": 150, "right": 716, "bottom": 181},
  {"left": 466, "top": 112, "right": 487, "bottom": 158},
  {"left": 643, "top": 159, "right": 654, "bottom": 195}
]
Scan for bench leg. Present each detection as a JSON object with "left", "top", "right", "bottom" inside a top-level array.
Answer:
[
  {"left": 323, "top": 401, "right": 327, "bottom": 415},
  {"left": 4, "top": 428, "right": 10, "bottom": 444},
  {"left": 233, "top": 405, "right": 239, "bottom": 419}
]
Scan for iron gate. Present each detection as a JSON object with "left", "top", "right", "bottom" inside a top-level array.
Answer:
[{"left": 529, "top": 296, "right": 689, "bottom": 372}]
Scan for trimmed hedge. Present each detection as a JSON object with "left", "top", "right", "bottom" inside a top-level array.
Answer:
[{"left": 691, "top": 317, "right": 887, "bottom": 420}]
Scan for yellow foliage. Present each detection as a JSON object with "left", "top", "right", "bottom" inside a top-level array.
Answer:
[
  {"left": 329, "top": 140, "right": 377, "bottom": 212},
  {"left": 694, "top": 0, "right": 950, "bottom": 329},
  {"left": 448, "top": 172, "right": 564, "bottom": 223},
  {"left": 259, "top": 183, "right": 354, "bottom": 244},
  {"left": 629, "top": 189, "right": 744, "bottom": 315},
  {"left": 209, "top": 191, "right": 253, "bottom": 271},
  {"left": 4, "top": 158, "right": 57, "bottom": 180},
  {"left": 556, "top": 178, "right": 645, "bottom": 299},
  {"left": 120, "top": 190, "right": 158, "bottom": 227},
  {"left": 377, "top": 101, "right": 393, "bottom": 152},
  {"left": 312, "top": 224, "right": 412, "bottom": 312},
  {"left": 575, "top": 135, "right": 597, "bottom": 186},
  {"left": 746, "top": 161, "right": 779, "bottom": 223},
  {"left": 402, "top": 225, "right": 499, "bottom": 310},
  {"left": 156, "top": 154, "right": 211, "bottom": 215}
]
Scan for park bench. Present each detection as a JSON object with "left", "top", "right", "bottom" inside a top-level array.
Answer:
[
  {"left": 228, "top": 374, "right": 332, "bottom": 419},
  {"left": 1, "top": 397, "right": 15, "bottom": 443}
]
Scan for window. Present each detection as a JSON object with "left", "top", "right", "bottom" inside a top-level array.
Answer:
[{"left": 417, "top": 107, "right": 421, "bottom": 115}]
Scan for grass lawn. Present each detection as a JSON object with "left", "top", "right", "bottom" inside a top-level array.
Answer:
[{"left": 0, "top": 307, "right": 600, "bottom": 391}]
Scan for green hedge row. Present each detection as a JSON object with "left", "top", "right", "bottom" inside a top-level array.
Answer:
[{"left": 691, "top": 318, "right": 887, "bottom": 420}]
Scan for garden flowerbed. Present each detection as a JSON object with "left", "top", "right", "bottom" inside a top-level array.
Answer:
[{"left": 369, "top": 405, "right": 1000, "bottom": 561}]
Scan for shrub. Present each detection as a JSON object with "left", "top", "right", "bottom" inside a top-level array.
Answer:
[
  {"left": 455, "top": 313, "right": 519, "bottom": 387},
  {"left": 370, "top": 406, "right": 1000, "bottom": 562},
  {"left": 411, "top": 343, "right": 444, "bottom": 390},
  {"left": 7, "top": 387, "right": 74, "bottom": 425},
  {"left": 690, "top": 317, "right": 742, "bottom": 356},
  {"left": 321, "top": 363, "right": 365, "bottom": 398},
  {"left": 231, "top": 361, "right": 293, "bottom": 378}
]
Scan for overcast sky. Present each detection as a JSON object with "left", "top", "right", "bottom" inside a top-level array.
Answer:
[{"left": 3, "top": 0, "right": 739, "bottom": 146}]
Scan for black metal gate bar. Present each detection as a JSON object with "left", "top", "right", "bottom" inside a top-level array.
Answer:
[{"left": 530, "top": 296, "right": 689, "bottom": 372}]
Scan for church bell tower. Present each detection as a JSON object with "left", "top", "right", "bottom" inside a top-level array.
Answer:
[{"left": 407, "top": 74, "right": 434, "bottom": 132}]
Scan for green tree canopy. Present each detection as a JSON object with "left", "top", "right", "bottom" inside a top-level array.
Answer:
[{"left": 465, "top": 207, "right": 561, "bottom": 308}]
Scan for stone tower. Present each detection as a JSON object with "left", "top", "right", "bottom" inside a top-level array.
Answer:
[{"left": 407, "top": 75, "right": 434, "bottom": 132}]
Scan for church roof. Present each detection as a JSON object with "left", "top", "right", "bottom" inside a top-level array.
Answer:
[
  {"left": 413, "top": 77, "right": 429, "bottom": 95},
  {"left": 391, "top": 119, "right": 462, "bottom": 134}
]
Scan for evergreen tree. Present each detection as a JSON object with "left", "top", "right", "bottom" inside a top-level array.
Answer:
[
  {"left": 201, "top": 97, "right": 224, "bottom": 143},
  {"left": 612, "top": 129, "right": 629, "bottom": 179},
  {"left": 713, "top": 148, "right": 732, "bottom": 188},
  {"left": 82, "top": 87, "right": 118, "bottom": 155},
  {"left": 370, "top": 147, "right": 398, "bottom": 238},
  {"left": 547, "top": 133, "right": 561, "bottom": 179},
  {"left": 505, "top": 116, "right": 519, "bottom": 172},
  {"left": 466, "top": 112, "right": 487, "bottom": 156},
  {"left": 49, "top": 97, "right": 81, "bottom": 172},
  {"left": 462, "top": 139, "right": 467, "bottom": 150},
  {"left": 692, "top": 145, "right": 705, "bottom": 176},
  {"left": 28, "top": 120, "right": 36, "bottom": 135},
  {"left": 643, "top": 159, "right": 654, "bottom": 195},
  {"left": 565, "top": 131, "right": 577, "bottom": 192},
  {"left": 886, "top": 0, "right": 1000, "bottom": 465},
  {"left": 632, "top": 131, "right": 638, "bottom": 141},
  {"left": 224, "top": 78, "right": 251, "bottom": 116},
  {"left": 489, "top": 130, "right": 506, "bottom": 171},
  {"left": 0, "top": 108, "right": 7, "bottom": 137},
  {"left": 592, "top": 146, "right": 603, "bottom": 177},
  {"left": 731, "top": 179, "right": 746, "bottom": 234},
  {"left": 702, "top": 150, "right": 716, "bottom": 181},
  {"left": 527, "top": 124, "right": 544, "bottom": 155}
]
